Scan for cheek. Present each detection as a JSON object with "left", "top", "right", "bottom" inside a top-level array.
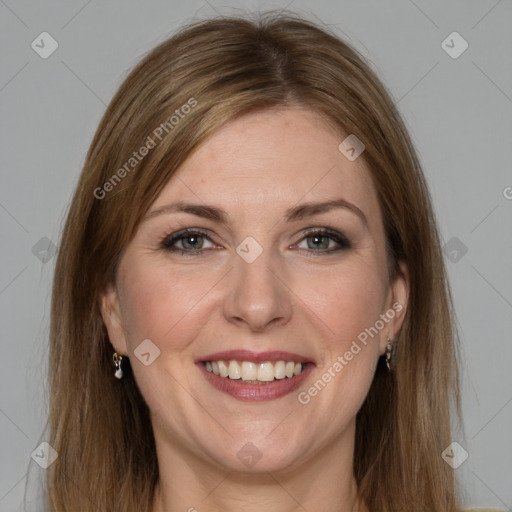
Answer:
[
  {"left": 117, "top": 260, "right": 213, "bottom": 351},
  {"left": 295, "top": 256, "right": 386, "bottom": 404},
  {"left": 116, "top": 262, "right": 214, "bottom": 417},
  {"left": 301, "top": 258, "right": 387, "bottom": 342}
]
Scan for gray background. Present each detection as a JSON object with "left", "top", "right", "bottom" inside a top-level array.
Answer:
[{"left": 1, "top": 0, "right": 511, "bottom": 510}]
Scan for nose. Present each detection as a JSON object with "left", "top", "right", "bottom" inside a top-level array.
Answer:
[{"left": 222, "top": 247, "right": 293, "bottom": 332}]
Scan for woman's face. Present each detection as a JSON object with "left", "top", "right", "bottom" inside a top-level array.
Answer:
[{"left": 101, "top": 107, "right": 408, "bottom": 473}]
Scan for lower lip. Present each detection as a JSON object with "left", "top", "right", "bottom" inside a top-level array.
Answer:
[{"left": 197, "top": 363, "right": 314, "bottom": 402}]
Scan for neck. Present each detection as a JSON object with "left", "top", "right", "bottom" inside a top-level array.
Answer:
[{"left": 150, "top": 418, "right": 368, "bottom": 512}]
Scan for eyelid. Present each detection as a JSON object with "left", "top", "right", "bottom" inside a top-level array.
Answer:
[
  {"left": 160, "top": 228, "right": 218, "bottom": 251},
  {"left": 296, "top": 226, "right": 350, "bottom": 242},
  {"left": 292, "top": 227, "right": 351, "bottom": 252},
  {"left": 159, "top": 226, "right": 351, "bottom": 254}
]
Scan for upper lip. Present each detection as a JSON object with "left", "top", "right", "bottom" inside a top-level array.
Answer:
[{"left": 197, "top": 349, "right": 314, "bottom": 364}]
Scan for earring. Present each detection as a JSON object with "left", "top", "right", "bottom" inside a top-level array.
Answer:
[
  {"left": 113, "top": 352, "right": 124, "bottom": 379},
  {"left": 385, "top": 337, "right": 394, "bottom": 372}
]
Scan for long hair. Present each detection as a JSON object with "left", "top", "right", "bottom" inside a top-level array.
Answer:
[{"left": 46, "top": 12, "right": 462, "bottom": 511}]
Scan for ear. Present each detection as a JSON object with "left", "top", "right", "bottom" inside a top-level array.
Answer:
[
  {"left": 379, "top": 260, "right": 409, "bottom": 354},
  {"left": 99, "top": 283, "right": 128, "bottom": 355}
]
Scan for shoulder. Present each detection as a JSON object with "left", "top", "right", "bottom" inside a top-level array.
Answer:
[{"left": 465, "top": 509, "right": 506, "bottom": 512}]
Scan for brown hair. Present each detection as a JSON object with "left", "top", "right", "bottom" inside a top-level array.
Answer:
[{"left": 46, "top": 11, "right": 463, "bottom": 511}]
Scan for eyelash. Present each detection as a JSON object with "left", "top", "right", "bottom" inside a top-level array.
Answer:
[
  {"left": 159, "top": 227, "right": 351, "bottom": 256},
  {"left": 295, "top": 228, "right": 351, "bottom": 254},
  {"left": 160, "top": 228, "right": 215, "bottom": 256}
]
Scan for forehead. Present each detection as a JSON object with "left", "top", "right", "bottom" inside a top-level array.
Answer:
[{"left": 152, "top": 108, "right": 381, "bottom": 224}]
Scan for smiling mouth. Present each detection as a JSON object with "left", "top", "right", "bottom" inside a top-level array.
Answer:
[{"left": 203, "top": 360, "right": 307, "bottom": 383}]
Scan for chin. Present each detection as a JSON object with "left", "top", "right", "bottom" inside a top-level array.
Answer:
[{"left": 219, "top": 449, "right": 302, "bottom": 474}]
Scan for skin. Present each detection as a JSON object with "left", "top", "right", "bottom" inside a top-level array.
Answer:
[{"left": 101, "top": 107, "right": 409, "bottom": 512}]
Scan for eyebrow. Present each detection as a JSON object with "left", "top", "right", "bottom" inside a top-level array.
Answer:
[{"left": 145, "top": 198, "right": 368, "bottom": 227}]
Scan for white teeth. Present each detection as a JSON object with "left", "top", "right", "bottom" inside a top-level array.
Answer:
[
  {"left": 241, "top": 361, "right": 257, "bottom": 381},
  {"left": 218, "top": 361, "right": 229, "bottom": 377},
  {"left": 204, "top": 359, "right": 306, "bottom": 381},
  {"left": 228, "top": 360, "right": 240, "bottom": 379},
  {"left": 257, "top": 362, "right": 275, "bottom": 382},
  {"left": 274, "top": 360, "right": 286, "bottom": 379}
]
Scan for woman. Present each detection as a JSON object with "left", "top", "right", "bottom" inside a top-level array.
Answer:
[{"left": 44, "top": 11, "right": 484, "bottom": 512}]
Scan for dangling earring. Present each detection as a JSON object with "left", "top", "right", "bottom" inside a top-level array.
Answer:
[
  {"left": 385, "top": 337, "right": 394, "bottom": 372},
  {"left": 113, "top": 352, "right": 124, "bottom": 379}
]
